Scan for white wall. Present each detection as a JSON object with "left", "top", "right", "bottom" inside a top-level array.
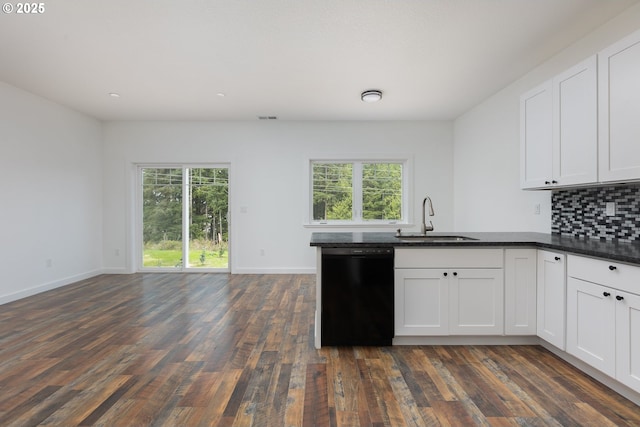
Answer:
[
  {"left": 5, "top": 5, "right": 637, "bottom": 298},
  {"left": 0, "top": 82, "right": 103, "bottom": 304},
  {"left": 453, "top": 5, "right": 640, "bottom": 232},
  {"left": 102, "top": 120, "right": 453, "bottom": 273}
]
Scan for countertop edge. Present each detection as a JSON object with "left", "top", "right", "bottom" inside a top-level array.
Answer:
[{"left": 309, "top": 232, "right": 640, "bottom": 265}]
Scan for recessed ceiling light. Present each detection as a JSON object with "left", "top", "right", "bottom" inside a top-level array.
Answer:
[
  {"left": 109, "top": 92, "right": 120, "bottom": 98},
  {"left": 361, "top": 90, "right": 382, "bottom": 102}
]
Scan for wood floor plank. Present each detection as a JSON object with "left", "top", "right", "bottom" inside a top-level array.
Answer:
[
  {"left": 356, "top": 358, "right": 387, "bottom": 426},
  {"left": 379, "top": 349, "right": 428, "bottom": 427},
  {"left": 486, "top": 416, "right": 521, "bottom": 426},
  {"left": 474, "top": 348, "right": 564, "bottom": 427},
  {"left": 192, "top": 368, "right": 243, "bottom": 426},
  {"left": 516, "top": 345, "right": 640, "bottom": 426},
  {"left": 302, "top": 363, "right": 331, "bottom": 427},
  {"left": 365, "top": 356, "right": 409, "bottom": 426},
  {"left": 392, "top": 347, "right": 431, "bottom": 408},
  {"left": 466, "top": 346, "right": 537, "bottom": 418},
  {"left": 431, "top": 400, "right": 477, "bottom": 427},
  {"left": 78, "top": 375, "right": 139, "bottom": 426},
  {"left": 427, "top": 354, "right": 490, "bottom": 426},
  {"left": 484, "top": 346, "right": 582, "bottom": 426},
  {"left": 0, "top": 273, "right": 639, "bottom": 426}
]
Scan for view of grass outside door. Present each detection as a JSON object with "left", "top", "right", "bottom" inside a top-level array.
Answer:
[{"left": 141, "top": 167, "right": 229, "bottom": 270}]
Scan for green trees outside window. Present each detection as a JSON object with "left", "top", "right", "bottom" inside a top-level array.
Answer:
[
  {"left": 142, "top": 167, "right": 229, "bottom": 269},
  {"left": 312, "top": 161, "right": 403, "bottom": 223},
  {"left": 312, "top": 163, "right": 353, "bottom": 220}
]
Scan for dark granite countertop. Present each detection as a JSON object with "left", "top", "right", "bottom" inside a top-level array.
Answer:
[{"left": 310, "top": 232, "right": 640, "bottom": 265}]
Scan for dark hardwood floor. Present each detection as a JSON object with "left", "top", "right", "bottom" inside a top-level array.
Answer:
[{"left": 0, "top": 273, "right": 639, "bottom": 426}]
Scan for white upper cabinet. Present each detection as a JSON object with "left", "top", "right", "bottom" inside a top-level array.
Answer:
[
  {"left": 599, "top": 29, "right": 640, "bottom": 183},
  {"left": 520, "top": 56, "right": 597, "bottom": 189},
  {"left": 520, "top": 81, "right": 553, "bottom": 189},
  {"left": 553, "top": 56, "right": 598, "bottom": 186}
]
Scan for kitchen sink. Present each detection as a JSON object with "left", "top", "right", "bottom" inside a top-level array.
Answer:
[{"left": 395, "top": 234, "right": 478, "bottom": 242}]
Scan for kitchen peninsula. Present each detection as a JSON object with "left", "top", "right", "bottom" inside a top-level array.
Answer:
[{"left": 311, "top": 231, "right": 640, "bottom": 405}]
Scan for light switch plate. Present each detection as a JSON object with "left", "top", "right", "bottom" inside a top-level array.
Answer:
[{"left": 606, "top": 202, "right": 616, "bottom": 216}]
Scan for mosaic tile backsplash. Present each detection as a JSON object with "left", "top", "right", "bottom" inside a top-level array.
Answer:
[{"left": 551, "top": 185, "right": 640, "bottom": 242}]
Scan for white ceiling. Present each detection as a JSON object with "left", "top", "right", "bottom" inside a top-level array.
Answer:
[{"left": 1, "top": 0, "right": 637, "bottom": 121}]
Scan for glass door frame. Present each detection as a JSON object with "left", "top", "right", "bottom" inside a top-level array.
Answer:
[{"left": 135, "top": 163, "right": 231, "bottom": 273}]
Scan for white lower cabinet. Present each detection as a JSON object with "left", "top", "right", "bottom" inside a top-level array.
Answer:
[
  {"left": 567, "top": 254, "right": 640, "bottom": 393},
  {"left": 504, "top": 249, "right": 537, "bottom": 335},
  {"left": 394, "top": 248, "right": 504, "bottom": 336},
  {"left": 395, "top": 269, "right": 449, "bottom": 335},
  {"left": 566, "top": 278, "right": 616, "bottom": 376},
  {"left": 449, "top": 268, "right": 504, "bottom": 335},
  {"left": 536, "top": 250, "right": 566, "bottom": 349},
  {"left": 616, "top": 291, "right": 640, "bottom": 392}
]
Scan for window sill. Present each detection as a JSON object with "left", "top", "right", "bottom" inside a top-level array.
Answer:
[{"left": 303, "top": 222, "right": 411, "bottom": 228}]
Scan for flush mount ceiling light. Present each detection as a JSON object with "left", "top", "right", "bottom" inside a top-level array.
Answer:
[
  {"left": 361, "top": 89, "right": 382, "bottom": 103},
  {"left": 108, "top": 92, "right": 120, "bottom": 98}
]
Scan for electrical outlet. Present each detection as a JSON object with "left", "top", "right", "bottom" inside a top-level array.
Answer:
[
  {"left": 606, "top": 202, "right": 616, "bottom": 216},
  {"left": 46, "top": 259, "right": 52, "bottom": 268},
  {"left": 534, "top": 204, "right": 541, "bottom": 215}
]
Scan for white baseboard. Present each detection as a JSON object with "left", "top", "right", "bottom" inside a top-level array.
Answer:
[
  {"left": 0, "top": 269, "right": 103, "bottom": 306},
  {"left": 392, "top": 336, "right": 539, "bottom": 346},
  {"left": 231, "top": 267, "right": 316, "bottom": 274},
  {"left": 101, "top": 267, "right": 131, "bottom": 274}
]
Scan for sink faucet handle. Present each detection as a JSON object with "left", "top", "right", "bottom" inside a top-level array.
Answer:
[{"left": 426, "top": 221, "right": 434, "bottom": 232}]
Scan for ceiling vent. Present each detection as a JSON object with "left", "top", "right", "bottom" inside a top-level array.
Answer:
[{"left": 258, "top": 116, "right": 278, "bottom": 120}]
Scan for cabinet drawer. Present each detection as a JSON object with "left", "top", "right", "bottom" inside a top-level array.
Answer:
[
  {"left": 567, "top": 255, "right": 640, "bottom": 294},
  {"left": 395, "top": 248, "right": 503, "bottom": 269}
]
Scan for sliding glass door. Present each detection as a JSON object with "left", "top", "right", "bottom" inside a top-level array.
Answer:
[{"left": 140, "top": 166, "right": 229, "bottom": 271}]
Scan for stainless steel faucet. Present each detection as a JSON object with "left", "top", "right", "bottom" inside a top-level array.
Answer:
[{"left": 421, "top": 196, "right": 435, "bottom": 235}]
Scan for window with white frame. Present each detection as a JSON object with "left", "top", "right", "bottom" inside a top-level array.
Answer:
[{"left": 310, "top": 159, "right": 408, "bottom": 225}]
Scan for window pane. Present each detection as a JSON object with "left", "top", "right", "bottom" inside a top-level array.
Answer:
[
  {"left": 142, "top": 168, "right": 183, "bottom": 268},
  {"left": 188, "top": 168, "right": 229, "bottom": 269},
  {"left": 312, "top": 163, "right": 353, "bottom": 220},
  {"left": 362, "top": 163, "right": 402, "bottom": 220}
]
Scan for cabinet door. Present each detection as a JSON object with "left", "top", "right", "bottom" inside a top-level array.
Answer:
[
  {"left": 552, "top": 56, "right": 598, "bottom": 186},
  {"left": 616, "top": 290, "right": 640, "bottom": 393},
  {"left": 520, "top": 81, "right": 553, "bottom": 189},
  {"left": 599, "top": 29, "right": 640, "bottom": 182},
  {"left": 449, "top": 269, "right": 504, "bottom": 335},
  {"left": 566, "top": 278, "right": 616, "bottom": 377},
  {"left": 537, "top": 251, "right": 566, "bottom": 349},
  {"left": 504, "top": 249, "right": 537, "bottom": 335},
  {"left": 394, "top": 269, "right": 449, "bottom": 336}
]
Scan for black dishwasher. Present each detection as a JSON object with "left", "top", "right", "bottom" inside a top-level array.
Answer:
[{"left": 321, "top": 247, "right": 394, "bottom": 346}]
